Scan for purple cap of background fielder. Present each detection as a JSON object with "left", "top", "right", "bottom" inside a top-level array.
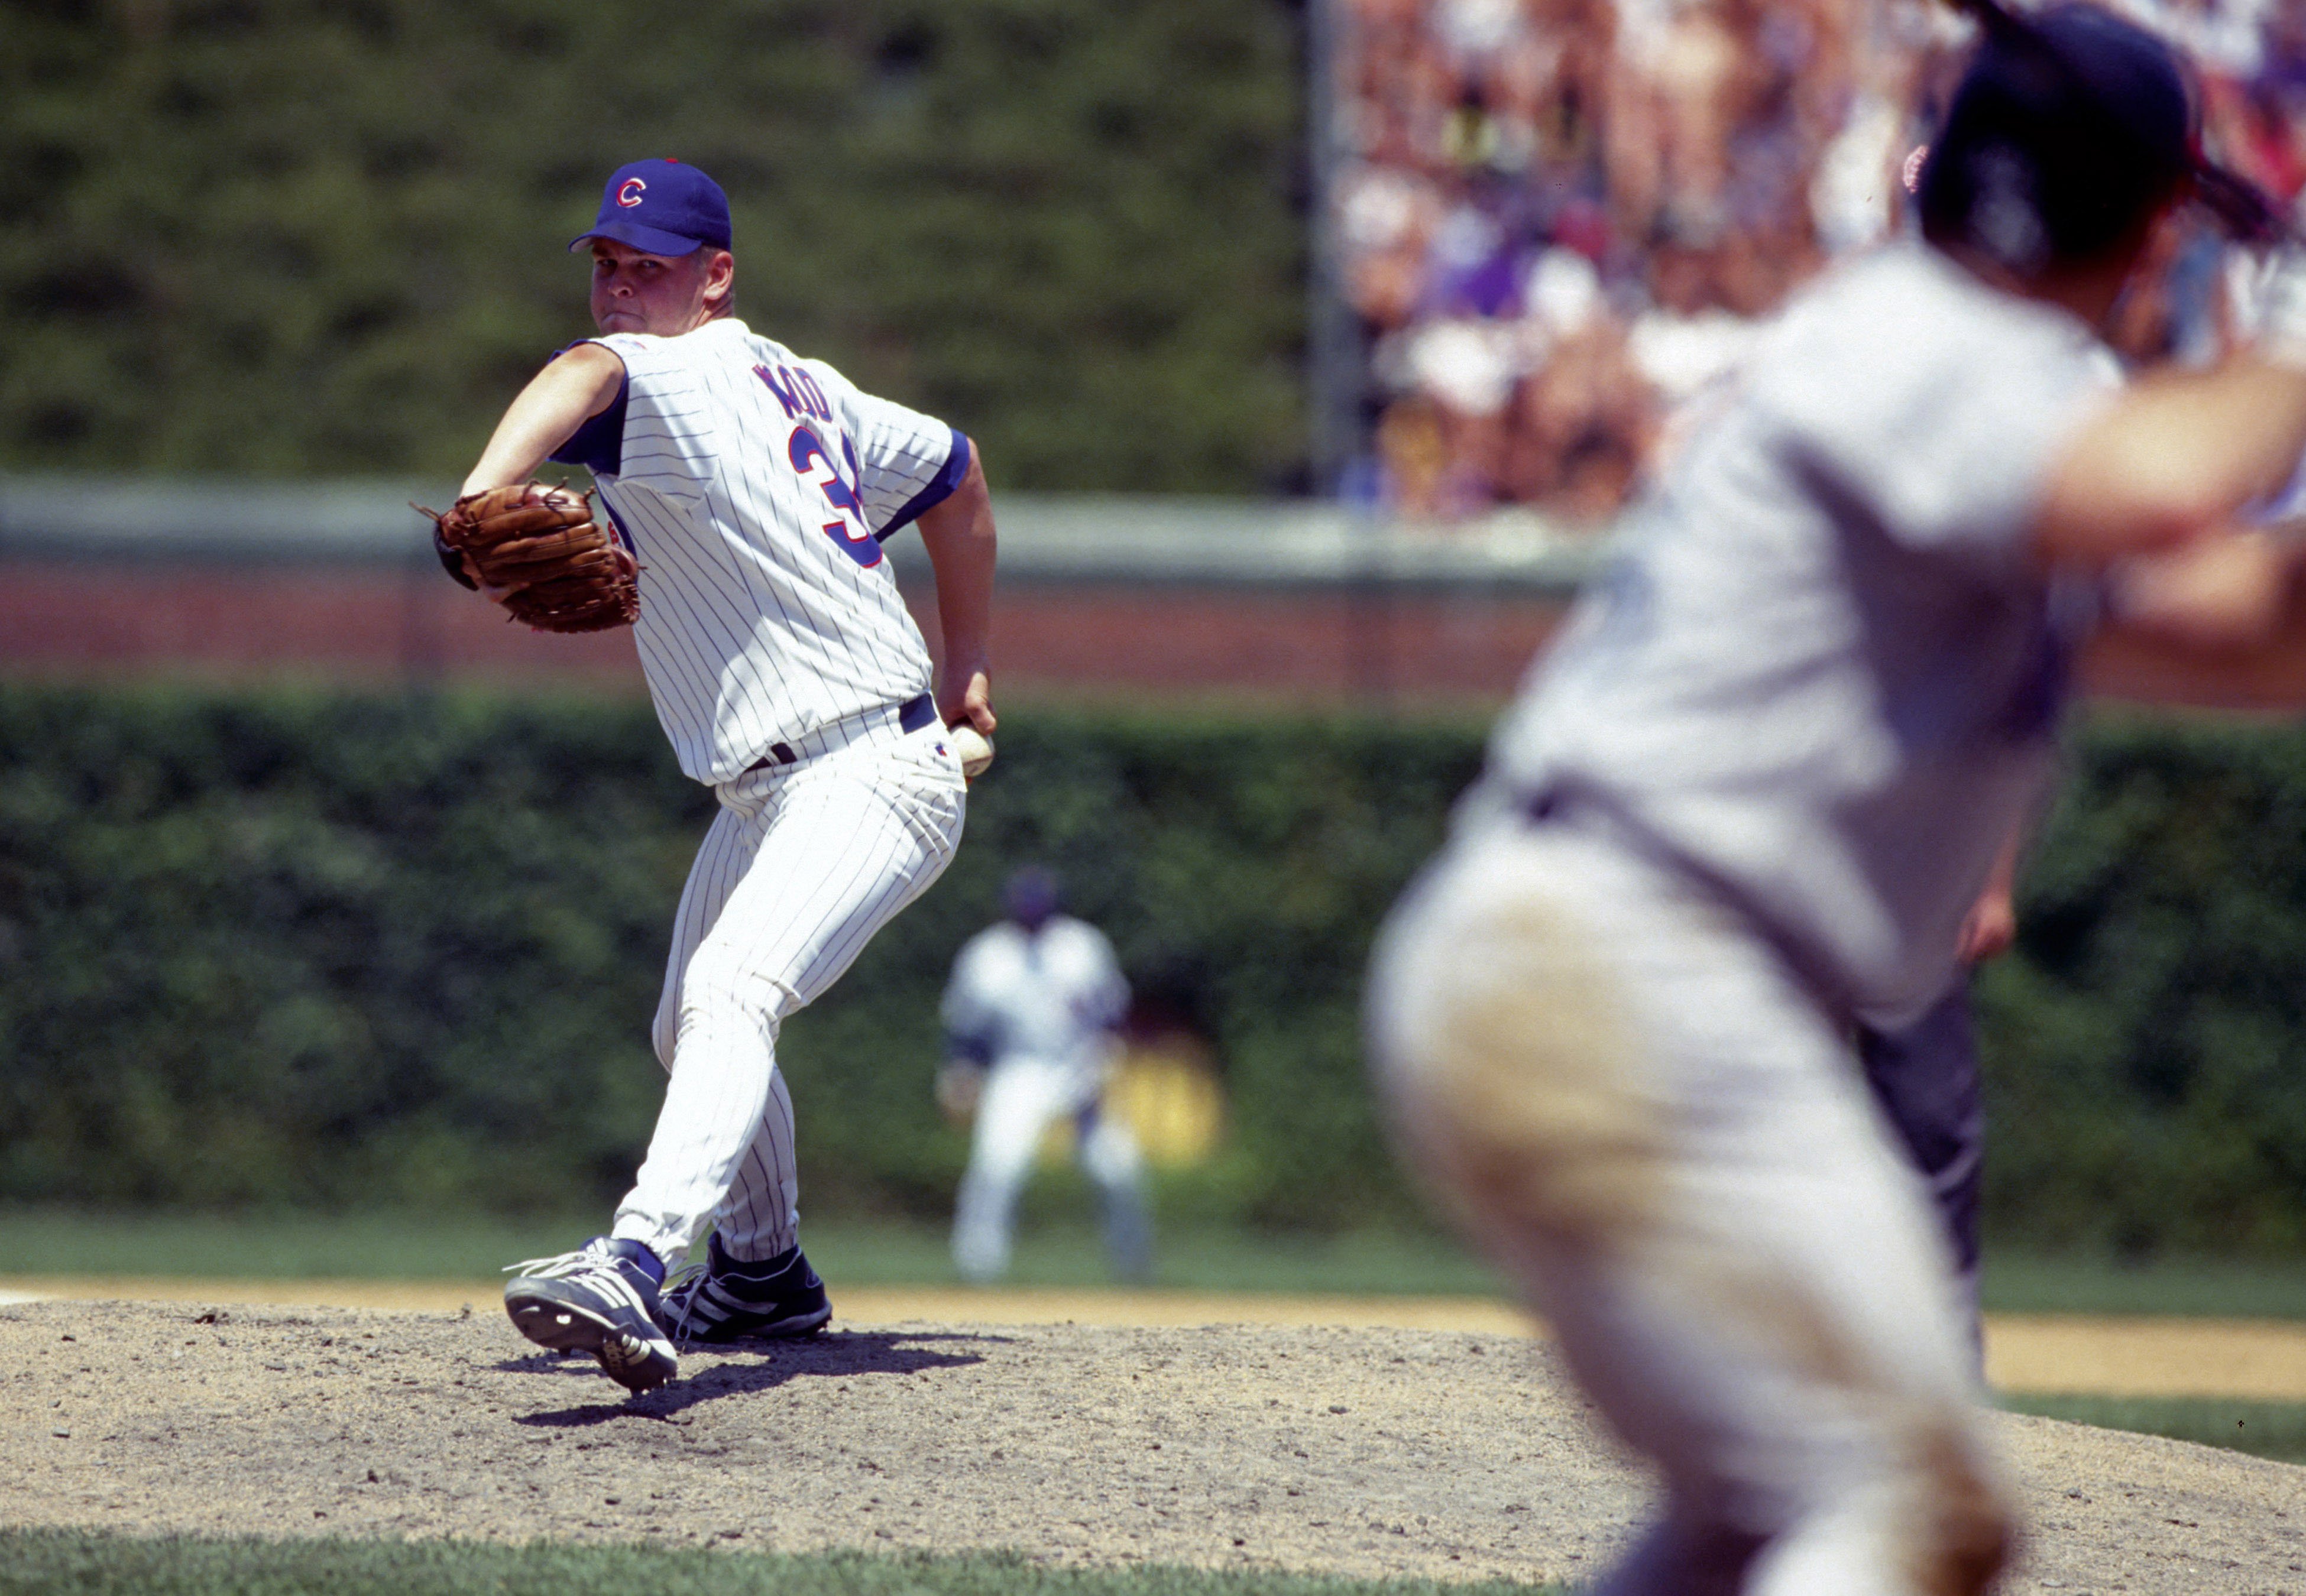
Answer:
[
  {"left": 1004, "top": 866, "right": 1061, "bottom": 929},
  {"left": 569, "top": 158, "right": 733, "bottom": 256}
]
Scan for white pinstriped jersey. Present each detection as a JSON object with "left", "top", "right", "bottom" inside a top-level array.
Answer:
[{"left": 552, "top": 318, "right": 969, "bottom": 785}]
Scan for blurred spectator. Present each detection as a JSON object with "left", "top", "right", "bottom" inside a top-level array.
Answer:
[{"left": 1326, "top": 0, "right": 2306, "bottom": 528}]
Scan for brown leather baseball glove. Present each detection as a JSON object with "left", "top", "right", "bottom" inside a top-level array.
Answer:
[{"left": 422, "top": 482, "right": 639, "bottom": 633}]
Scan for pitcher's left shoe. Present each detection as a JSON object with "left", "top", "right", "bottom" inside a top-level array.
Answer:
[{"left": 658, "top": 1232, "right": 832, "bottom": 1344}]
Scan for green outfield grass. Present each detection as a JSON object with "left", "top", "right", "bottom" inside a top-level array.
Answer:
[
  {"left": 0, "top": 1206, "right": 1512, "bottom": 1297},
  {"left": 1980, "top": 1250, "right": 2306, "bottom": 1321},
  {"left": 1997, "top": 1394, "right": 2306, "bottom": 1466},
  {"left": 0, "top": 1535, "right": 1559, "bottom": 1596},
  {"left": 5, "top": 1206, "right": 2305, "bottom": 1319}
]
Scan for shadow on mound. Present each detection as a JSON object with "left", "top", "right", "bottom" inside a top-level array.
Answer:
[{"left": 506, "top": 1327, "right": 1006, "bottom": 1426}]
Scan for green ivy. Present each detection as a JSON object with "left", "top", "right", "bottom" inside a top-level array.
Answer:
[
  {"left": 7, "top": 683, "right": 2306, "bottom": 1257},
  {"left": 0, "top": 0, "right": 1307, "bottom": 491},
  {"left": 0, "top": 684, "right": 1478, "bottom": 1226},
  {"left": 1978, "top": 710, "right": 2306, "bottom": 1256}
]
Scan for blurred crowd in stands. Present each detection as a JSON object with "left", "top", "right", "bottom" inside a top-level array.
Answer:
[{"left": 1329, "top": 0, "right": 2306, "bottom": 524}]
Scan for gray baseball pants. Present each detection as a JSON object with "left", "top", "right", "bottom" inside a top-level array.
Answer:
[{"left": 1366, "top": 816, "right": 2009, "bottom": 1595}]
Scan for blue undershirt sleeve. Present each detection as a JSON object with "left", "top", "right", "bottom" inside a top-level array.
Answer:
[
  {"left": 547, "top": 343, "right": 630, "bottom": 477},
  {"left": 879, "top": 429, "right": 973, "bottom": 541}
]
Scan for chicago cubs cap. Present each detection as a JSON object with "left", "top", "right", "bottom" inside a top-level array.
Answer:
[{"left": 570, "top": 158, "right": 733, "bottom": 255}]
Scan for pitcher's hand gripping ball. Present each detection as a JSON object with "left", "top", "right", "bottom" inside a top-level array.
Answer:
[
  {"left": 424, "top": 482, "right": 640, "bottom": 633},
  {"left": 950, "top": 724, "right": 995, "bottom": 781}
]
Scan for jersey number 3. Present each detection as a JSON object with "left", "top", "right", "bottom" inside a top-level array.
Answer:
[{"left": 787, "top": 425, "right": 879, "bottom": 569}]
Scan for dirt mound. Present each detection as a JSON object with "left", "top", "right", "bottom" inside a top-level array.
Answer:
[{"left": 3, "top": 1301, "right": 2299, "bottom": 1591}]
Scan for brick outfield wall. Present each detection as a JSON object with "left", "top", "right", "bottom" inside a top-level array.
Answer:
[{"left": 0, "top": 559, "right": 1570, "bottom": 706}]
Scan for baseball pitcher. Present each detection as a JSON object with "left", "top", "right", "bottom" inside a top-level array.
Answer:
[{"left": 443, "top": 158, "right": 998, "bottom": 1394}]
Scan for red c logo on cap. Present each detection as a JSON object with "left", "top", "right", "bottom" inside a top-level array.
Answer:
[{"left": 617, "top": 178, "right": 646, "bottom": 208}]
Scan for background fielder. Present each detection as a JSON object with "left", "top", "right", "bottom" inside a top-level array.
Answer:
[
  {"left": 451, "top": 157, "right": 999, "bottom": 1393},
  {"left": 1368, "top": 8, "right": 2306, "bottom": 1591},
  {"left": 938, "top": 866, "right": 1152, "bottom": 1284}
]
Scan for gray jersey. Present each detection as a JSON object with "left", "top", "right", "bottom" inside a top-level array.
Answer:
[{"left": 1485, "top": 242, "right": 2118, "bottom": 1023}]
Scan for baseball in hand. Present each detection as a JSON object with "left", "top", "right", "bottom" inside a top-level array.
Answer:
[{"left": 950, "top": 724, "right": 995, "bottom": 781}]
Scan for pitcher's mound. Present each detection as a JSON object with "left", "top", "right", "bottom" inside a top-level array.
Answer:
[{"left": 2, "top": 1301, "right": 2295, "bottom": 1592}]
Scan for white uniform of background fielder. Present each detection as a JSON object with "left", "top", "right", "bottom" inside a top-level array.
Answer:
[{"left": 941, "top": 889, "right": 1149, "bottom": 1283}]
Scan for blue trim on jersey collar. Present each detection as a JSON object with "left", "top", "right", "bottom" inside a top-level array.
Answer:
[{"left": 879, "top": 429, "right": 972, "bottom": 541}]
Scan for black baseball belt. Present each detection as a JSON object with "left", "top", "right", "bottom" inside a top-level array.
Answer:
[{"left": 744, "top": 693, "right": 936, "bottom": 774}]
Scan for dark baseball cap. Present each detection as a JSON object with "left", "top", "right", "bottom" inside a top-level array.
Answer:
[
  {"left": 1004, "top": 866, "right": 1062, "bottom": 926},
  {"left": 1919, "top": 2, "right": 2195, "bottom": 267},
  {"left": 569, "top": 158, "right": 733, "bottom": 256},
  {"left": 2027, "top": 2, "right": 2192, "bottom": 180}
]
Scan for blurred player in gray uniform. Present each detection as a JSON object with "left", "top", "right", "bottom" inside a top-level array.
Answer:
[
  {"left": 939, "top": 866, "right": 1151, "bottom": 1283},
  {"left": 455, "top": 158, "right": 999, "bottom": 1393},
  {"left": 1367, "top": 9, "right": 2306, "bottom": 1590}
]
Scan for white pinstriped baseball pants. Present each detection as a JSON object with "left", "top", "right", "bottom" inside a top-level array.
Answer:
[
  {"left": 610, "top": 711, "right": 966, "bottom": 1270},
  {"left": 1367, "top": 819, "right": 2009, "bottom": 1595}
]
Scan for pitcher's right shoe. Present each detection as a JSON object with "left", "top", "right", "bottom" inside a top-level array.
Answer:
[
  {"left": 658, "top": 1231, "right": 832, "bottom": 1344},
  {"left": 503, "top": 1237, "right": 678, "bottom": 1393}
]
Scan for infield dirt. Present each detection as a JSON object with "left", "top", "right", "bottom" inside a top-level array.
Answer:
[{"left": 3, "top": 1299, "right": 2300, "bottom": 1592}]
